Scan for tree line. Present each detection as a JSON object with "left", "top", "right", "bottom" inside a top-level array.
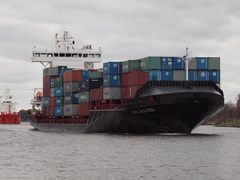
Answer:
[{"left": 207, "top": 94, "right": 240, "bottom": 125}]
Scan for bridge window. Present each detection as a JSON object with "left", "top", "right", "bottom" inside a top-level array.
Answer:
[
  {"left": 54, "top": 53, "right": 58, "bottom": 57},
  {"left": 79, "top": 54, "right": 82, "bottom": 57},
  {"left": 95, "top": 54, "right": 101, "bottom": 58},
  {"left": 89, "top": 54, "right": 94, "bottom": 58},
  {"left": 83, "top": 54, "right": 88, "bottom": 58},
  {"left": 72, "top": 54, "right": 78, "bottom": 57},
  {"left": 40, "top": 53, "right": 47, "bottom": 57},
  {"left": 47, "top": 53, "right": 53, "bottom": 57},
  {"left": 34, "top": 53, "right": 40, "bottom": 57},
  {"left": 60, "top": 53, "right": 65, "bottom": 57},
  {"left": 66, "top": 53, "right": 71, "bottom": 57}
]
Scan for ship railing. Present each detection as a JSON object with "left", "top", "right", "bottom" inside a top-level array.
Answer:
[
  {"left": 90, "top": 99, "right": 125, "bottom": 110},
  {"left": 135, "top": 81, "right": 224, "bottom": 98},
  {"left": 36, "top": 115, "right": 89, "bottom": 124}
]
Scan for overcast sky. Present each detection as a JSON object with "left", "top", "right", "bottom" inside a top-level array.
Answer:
[{"left": 0, "top": 0, "right": 240, "bottom": 110}]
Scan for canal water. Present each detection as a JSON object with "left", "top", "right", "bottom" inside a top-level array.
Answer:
[{"left": 0, "top": 123, "right": 239, "bottom": 180}]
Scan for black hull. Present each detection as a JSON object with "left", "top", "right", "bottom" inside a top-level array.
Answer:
[{"left": 30, "top": 81, "right": 224, "bottom": 134}]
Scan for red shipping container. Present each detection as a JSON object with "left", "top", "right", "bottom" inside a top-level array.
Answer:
[
  {"left": 43, "top": 76, "right": 51, "bottom": 86},
  {"left": 43, "top": 89, "right": 50, "bottom": 97},
  {"left": 78, "top": 103, "right": 90, "bottom": 116},
  {"left": 122, "top": 71, "right": 149, "bottom": 86},
  {"left": 43, "top": 76, "right": 51, "bottom": 96},
  {"left": 50, "top": 97, "right": 54, "bottom": 107},
  {"left": 90, "top": 88, "right": 103, "bottom": 101},
  {"left": 64, "top": 70, "right": 83, "bottom": 82},
  {"left": 121, "top": 85, "right": 141, "bottom": 99},
  {"left": 50, "top": 106, "right": 54, "bottom": 116}
]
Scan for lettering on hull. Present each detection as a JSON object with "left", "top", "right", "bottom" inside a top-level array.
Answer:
[{"left": 131, "top": 108, "right": 155, "bottom": 115}]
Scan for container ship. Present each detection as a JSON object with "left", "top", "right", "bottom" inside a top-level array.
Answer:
[
  {"left": 0, "top": 89, "right": 21, "bottom": 124},
  {"left": 29, "top": 31, "right": 224, "bottom": 134}
]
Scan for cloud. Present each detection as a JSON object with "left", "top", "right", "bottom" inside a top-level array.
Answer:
[{"left": 0, "top": 0, "right": 240, "bottom": 110}]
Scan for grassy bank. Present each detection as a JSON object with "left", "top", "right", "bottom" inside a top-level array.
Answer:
[{"left": 216, "top": 119, "right": 240, "bottom": 127}]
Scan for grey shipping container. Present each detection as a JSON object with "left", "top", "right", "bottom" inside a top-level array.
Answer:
[
  {"left": 208, "top": 57, "right": 220, "bottom": 70},
  {"left": 64, "top": 104, "right": 79, "bottom": 116},
  {"left": 64, "top": 82, "right": 79, "bottom": 93},
  {"left": 64, "top": 95, "right": 72, "bottom": 104},
  {"left": 43, "top": 67, "right": 59, "bottom": 77},
  {"left": 78, "top": 92, "right": 89, "bottom": 103},
  {"left": 173, "top": 70, "right": 186, "bottom": 81},
  {"left": 188, "top": 57, "right": 197, "bottom": 69},
  {"left": 103, "top": 87, "right": 121, "bottom": 100},
  {"left": 42, "top": 97, "right": 50, "bottom": 107}
]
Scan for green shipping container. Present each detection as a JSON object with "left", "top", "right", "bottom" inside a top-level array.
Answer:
[
  {"left": 78, "top": 92, "right": 89, "bottom": 103},
  {"left": 122, "top": 60, "right": 141, "bottom": 73},
  {"left": 208, "top": 57, "right": 220, "bottom": 70},
  {"left": 91, "top": 71, "right": 102, "bottom": 78},
  {"left": 50, "top": 88, "right": 55, "bottom": 97},
  {"left": 54, "top": 77, "right": 63, "bottom": 87},
  {"left": 141, "top": 57, "right": 161, "bottom": 70}
]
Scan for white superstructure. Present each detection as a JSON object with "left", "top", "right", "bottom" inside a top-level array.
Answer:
[
  {"left": 30, "top": 88, "right": 43, "bottom": 112},
  {"left": 0, "top": 89, "right": 17, "bottom": 114},
  {"left": 31, "top": 31, "right": 102, "bottom": 69}
]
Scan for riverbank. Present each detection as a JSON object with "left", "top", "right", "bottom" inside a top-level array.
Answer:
[{"left": 215, "top": 119, "right": 240, "bottom": 128}]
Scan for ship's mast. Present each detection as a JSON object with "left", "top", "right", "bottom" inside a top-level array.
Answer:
[
  {"left": 55, "top": 31, "right": 75, "bottom": 51},
  {"left": 4, "top": 89, "right": 11, "bottom": 101},
  {"left": 183, "top": 47, "right": 192, "bottom": 81}
]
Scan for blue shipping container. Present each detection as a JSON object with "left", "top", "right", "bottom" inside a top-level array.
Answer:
[
  {"left": 103, "top": 75, "right": 121, "bottom": 87},
  {"left": 188, "top": 70, "right": 197, "bottom": 81},
  {"left": 72, "top": 93, "right": 79, "bottom": 104},
  {"left": 173, "top": 57, "right": 185, "bottom": 70},
  {"left": 64, "top": 93, "right": 79, "bottom": 104},
  {"left": 54, "top": 106, "right": 63, "bottom": 116},
  {"left": 50, "top": 79, "right": 55, "bottom": 88},
  {"left": 197, "top": 57, "right": 208, "bottom": 70},
  {"left": 161, "top": 70, "right": 172, "bottom": 81},
  {"left": 58, "top": 66, "right": 69, "bottom": 76},
  {"left": 43, "top": 97, "right": 50, "bottom": 107},
  {"left": 209, "top": 70, "right": 220, "bottom": 83},
  {"left": 54, "top": 97, "right": 63, "bottom": 106},
  {"left": 103, "top": 62, "right": 121, "bottom": 74},
  {"left": 54, "top": 87, "right": 63, "bottom": 97},
  {"left": 197, "top": 71, "right": 209, "bottom": 81},
  {"left": 149, "top": 70, "right": 161, "bottom": 80},
  {"left": 161, "top": 57, "right": 173, "bottom": 70},
  {"left": 83, "top": 70, "right": 90, "bottom": 80}
]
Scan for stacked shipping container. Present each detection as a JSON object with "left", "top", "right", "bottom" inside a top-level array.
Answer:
[
  {"left": 103, "top": 62, "right": 121, "bottom": 100},
  {"left": 42, "top": 66, "right": 68, "bottom": 116},
  {"left": 42, "top": 56, "right": 221, "bottom": 118},
  {"left": 188, "top": 57, "right": 220, "bottom": 83},
  {"left": 121, "top": 59, "right": 148, "bottom": 99},
  {"left": 63, "top": 70, "right": 82, "bottom": 116}
]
